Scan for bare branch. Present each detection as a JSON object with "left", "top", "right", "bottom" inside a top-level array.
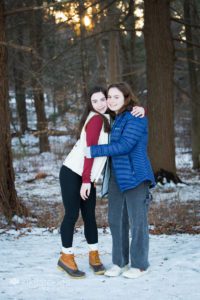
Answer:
[
  {"left": 39, "top": 27, "right": 140, "bottom": 73},
  {"left": 171, "top": 17, "right": 200, "bottom": 29},
  {"left": 173, "top": 37, "right": 200, "bottom": 49},
  {"left": 177, "top": 56, "right": 200, "bottom": 66},
  {"left": 5, "top": 1, "right": 72, "bottom": 17},
  {"left": 4, "top": 0, "right": 109, "bottom": 17},
  {"left": 0, "top": 41, "right": 43, "bottom": 60}
]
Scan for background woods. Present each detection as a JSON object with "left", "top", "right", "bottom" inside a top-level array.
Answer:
[{"left": 0, "top": 0, "right": 200, "bottom": 223}]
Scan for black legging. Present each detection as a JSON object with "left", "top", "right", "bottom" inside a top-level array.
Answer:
[{"left": 59, "top": 165, "right": 98, "bottom": 248}]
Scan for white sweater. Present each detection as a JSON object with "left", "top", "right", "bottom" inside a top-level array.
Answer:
[{"left": 63, "top": 111, "right": 110, "bottom": 182}]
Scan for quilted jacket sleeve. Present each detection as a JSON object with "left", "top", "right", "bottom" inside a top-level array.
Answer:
[{"left": 90, "top": 116, "right": 147, "bottom": 158}]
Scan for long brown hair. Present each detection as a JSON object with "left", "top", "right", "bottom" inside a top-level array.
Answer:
[
  {"left": 77, "top": 86, "right": 111, "bottom": 138},
  {"left": 107, "top": 82, "right": 139, "bottom": 114}
]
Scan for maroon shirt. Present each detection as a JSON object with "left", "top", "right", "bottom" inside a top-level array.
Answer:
[{"left": 82, "top": 115, "right": 103, "bottom": 183}]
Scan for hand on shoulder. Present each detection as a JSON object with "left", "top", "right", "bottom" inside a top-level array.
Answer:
[{"left": 130, "top": 106, "right": 145, "bottom": 118}]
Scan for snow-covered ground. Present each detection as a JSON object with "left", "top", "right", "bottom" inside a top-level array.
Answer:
[{"left": 0, "top": 227, "right": 200, "bottom": 300}]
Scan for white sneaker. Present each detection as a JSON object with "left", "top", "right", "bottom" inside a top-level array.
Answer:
[
  {"left": 122, "top": 267, "right": 149, "bottom": 279},
  {"left": 104, "top": 264, "right": 129, "bottom": 277}
]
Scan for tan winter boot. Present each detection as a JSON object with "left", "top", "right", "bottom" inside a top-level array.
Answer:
[
  {"left": 89, "top": 250, "right": 106, "bottom": 275},
  {"left": 57, "top": 252, "right": 85, "bottom": 279}
]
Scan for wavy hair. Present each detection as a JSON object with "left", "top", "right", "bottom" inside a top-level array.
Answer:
[
  {"left": 77, "top": 86, "right": 110, "bottom": 138},
  {"left": 107, "top": 82, "right": 139, "bottom": 114}
]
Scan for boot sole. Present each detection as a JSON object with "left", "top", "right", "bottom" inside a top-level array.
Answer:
[
  {"left": 90, "top": 265, "right": 106, "bottom": 275},
  {"left": 122, "top": 269, "right": 149, "bottom": 279},
  {"left": 57, "top": 265, "right": 86, "bottom": 279}
]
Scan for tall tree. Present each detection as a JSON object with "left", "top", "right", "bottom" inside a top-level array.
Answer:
[
  {"left": 79, "top": 0, "right": 89, "bottom": 100},
  {"left": 107, "top": 1, "right": 121, "bottom": 83},
  {"left": 0, "top": 0, "right": 27, "bottom": 221},
  {"left": 95, "top": 35, "right": 107, "bottom": 86},
  {"left": 144, "top": 0, "right": 176, "bottom": 175},
  {"left": 29, "top": 0, "right": 50, "bottom": 153},
  {"left": 13, "top": 23, "right": 28, "bottom": 134},
  {"left": 94, "top": 1, "right": 107, "bottom": 87},
  {"left": 184, "top": 0, "right": 200, "bottom": 169},
  {"left": 120, "top": 0, "right": 138, "bottom": 90}
]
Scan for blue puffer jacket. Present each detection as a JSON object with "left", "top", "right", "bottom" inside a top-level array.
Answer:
[{"left": 90, "top": 111, "right": 156, "bottom": 192}]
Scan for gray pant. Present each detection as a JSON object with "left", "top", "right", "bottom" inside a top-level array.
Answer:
[{"left": 108, "top": 172, "right": 151, "bottom": 270}]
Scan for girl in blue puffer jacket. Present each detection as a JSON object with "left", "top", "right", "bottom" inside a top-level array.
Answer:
[{"left": 85, "top": 82, "right": 155, "bottom": 279}]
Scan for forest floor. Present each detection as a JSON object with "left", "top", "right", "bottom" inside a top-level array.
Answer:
[{"left": 1, "top": 134, "right": 199, "bottom": 234}]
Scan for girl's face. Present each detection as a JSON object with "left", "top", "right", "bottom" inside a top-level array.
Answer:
[
  {"left": 91, "top": 91, "right": 107, "bottom": 114},
  {"left": 107, "top": 87, "right": 125, "bottom": 113}
]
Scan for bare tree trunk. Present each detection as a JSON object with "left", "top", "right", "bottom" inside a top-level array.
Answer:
[
  {"left": 128, "top": 14, "right": 137, "bottom": 90},
  {"left": 12, "top": 1, "right": 28, "bottom": 135},
  {"left": 121, "top": 0, "right": 137, "bottom": 90},
  {"left": 107, "top": 2, "right": 121, "bottom": 83},
  {"left": 108, "top": 31, "right": 121, "bottom": 83},
  {"left": 184, "top": 0, "right": 200, "bottom": 169},
  {"left": 29, "top": 0, "right": 50, "bottom": 153},
  {"left": 0, "top": 0, "right": 27, "bottom": 221},
  {"left": 93, "top": 1, "right": 107, "bottom": 87},
  {"left": 79, "top": 0, "right": 89, "bottom": 101},
  {"left": 79, "top": 36, "right": 88, "bottom": 101},
  {"left": 13, "top": 64, "right": 27, "bottom": 134},
  {"left": 13, "top": 26, "right": 27, "bottom": 134},
  {"left": 95, "top": 36, "right": 107, "bottom": 87},
  {"left": 144, "top": 0, "right": 176, "bottom": 174}
]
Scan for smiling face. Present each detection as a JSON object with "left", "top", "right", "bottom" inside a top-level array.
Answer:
[
  {"left": 107, "top": 87, "right": 125, "bottom": 114},
  {"left": 91, "top": 91, "right": 108, "bottom": 114}
]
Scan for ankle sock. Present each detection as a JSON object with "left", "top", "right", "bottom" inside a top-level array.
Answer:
[
  {"left": 62, "top": 246, "right": 74, "bottom": 254},
  {"left": 88, "top": 243, "right": 98, "bottom": 251}
]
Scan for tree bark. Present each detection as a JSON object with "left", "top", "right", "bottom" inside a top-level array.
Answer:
[
  {"left": 95, "top": 35, "right": 107, "bottom": 87},
  {"left": 184, "top": 0, "right": 200, "bottom": 169},
  {"left": 13, "top": 24, "right": 28, "bottom": 134},
  {"left": 29, "top": 0, "right": 50, "bottom": 153},
  {"left": 120, "top": 0, "right": 137, "bottom": 90},
  {"left": 107, "top": 2, "right": 121, "bottom": 83},
  {"left": 79, "top": 0, "right": 89, "bottom": 101},
  {"left": 144, "top": 0, "right": 176, "bottom": 174},
  {"left": 0, "top": 0, "right": 27, "bottom": 221}
]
